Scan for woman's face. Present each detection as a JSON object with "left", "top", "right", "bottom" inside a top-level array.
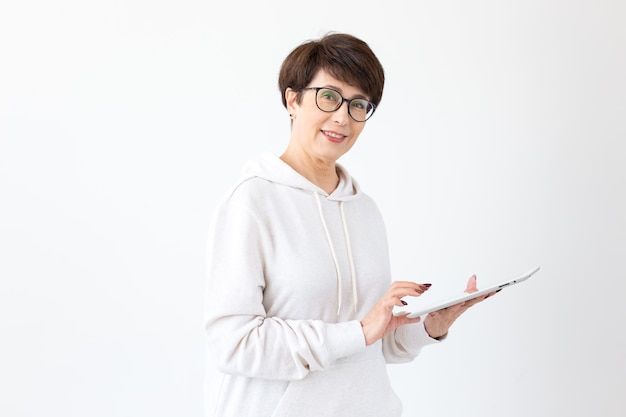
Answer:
[{"left": 286, "top": 69, "right": 369, "bottom": 164}]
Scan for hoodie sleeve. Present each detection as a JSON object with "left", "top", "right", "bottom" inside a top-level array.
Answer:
[
  {"left": 382, "top": 320, "right": 441, "bottom": 364},
  {"left": 204, "top": 197, "right": 367, "bottom": 381}
]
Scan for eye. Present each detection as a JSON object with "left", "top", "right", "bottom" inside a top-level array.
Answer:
[
  {"left": 319, "top": 89, "right": 340, "bottom": 102},
  {"left": 351, "top": 99, "right": 368, "bottom": 110}
]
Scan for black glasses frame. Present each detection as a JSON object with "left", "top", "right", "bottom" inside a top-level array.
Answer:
[{"left": 299, "top": 87, "right": 376, "bottom": 122}]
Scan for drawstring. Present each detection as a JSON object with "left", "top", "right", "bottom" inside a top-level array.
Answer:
[
  {"left": 314, "top": 192, "right": 358, "bottom": 314},
  {"left": 340, "top": 203, "right": 358, "bottom": 312}
]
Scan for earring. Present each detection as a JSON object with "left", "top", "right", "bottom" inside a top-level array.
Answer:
[{"left": 289, "top": 113, "right": 294, "bottom": 119}]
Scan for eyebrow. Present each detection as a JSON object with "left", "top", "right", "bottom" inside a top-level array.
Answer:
[{"left": 323, "top": 85, "right": 369, "bottom": 101}]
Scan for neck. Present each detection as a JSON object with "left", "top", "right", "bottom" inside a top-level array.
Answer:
[{"left": 280, "top": 150, "right": 339, "bottom": 194}]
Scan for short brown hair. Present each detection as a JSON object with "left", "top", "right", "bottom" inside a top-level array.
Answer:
[{"left": 278, "top": 33, "right": 385, "bottom": 109}]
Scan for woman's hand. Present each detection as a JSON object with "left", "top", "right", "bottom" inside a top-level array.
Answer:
[
  {"left": 360, "top": 281, "right": 431, "bottom": 346},
  {"left": 423, "top": 275, "right": 497, "bottom": 339}
]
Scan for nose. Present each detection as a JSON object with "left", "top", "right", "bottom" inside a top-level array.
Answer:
[{"left": 332, "top": 101, "right": 350, "bottom": 125}]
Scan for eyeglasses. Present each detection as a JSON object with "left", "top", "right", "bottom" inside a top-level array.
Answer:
[{"left": 299, "top": 87, "right": 376, "bottom": 122}]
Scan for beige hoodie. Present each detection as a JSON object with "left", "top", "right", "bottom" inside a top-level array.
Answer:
[{"left": 204, "top": 153, "right": 438, "bottom": 417}]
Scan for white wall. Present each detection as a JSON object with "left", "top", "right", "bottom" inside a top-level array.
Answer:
[{"left": 1, "top": 1, "right": 624, "bottom": 416}]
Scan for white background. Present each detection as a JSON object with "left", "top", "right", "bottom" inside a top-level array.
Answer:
[{"left": 1, "top": 1, "right": 625, "bottom": 416}]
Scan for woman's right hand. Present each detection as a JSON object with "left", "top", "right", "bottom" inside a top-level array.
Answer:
[{"left": 360, "top": 281, "right": 431, "bottom": 346}]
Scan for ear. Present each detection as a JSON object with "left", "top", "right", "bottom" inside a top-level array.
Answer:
[{"left": 285, "top": 88, "right": 299, "bottom": 115}]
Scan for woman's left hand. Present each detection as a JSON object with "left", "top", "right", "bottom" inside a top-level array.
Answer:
[{"left": 423, "top": 275, "right": 497, "bottom": 339}]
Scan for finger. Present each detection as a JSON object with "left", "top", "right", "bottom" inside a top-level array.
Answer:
[
  {"left": 483, "top": 290, "right": 499, "bottom": 300},
  {"left": 391, "top": 288, "right": 431, "bottom": 309},
  {"left": 463, "top": 292, "right": 494, "bottom": 307},
  {"left": 394, "top": 297, "right": 409, "bottom": 308},
  {"left": 391, "top": 281, "right": 432, "bottom": 291},
  {"left": 429, "top": 302, "right": 461, "bottom": 317},
  {"left": 412, "top": 283, "right": 431, "bottom": 295},
  {"left": 465, "top": 275, "right": 478, "bottom": 294},
  {"left": 449, "top": 302, "right": 467, "bottom": 312},
  {"left": 389, "top": 282, "right": 432, "bottom": 296},
  {"left": 462, "top": 297, "right": 484, "bottom": 308},
  {"left": 389, "top": 294, "right": 416, "bottom": 310}
]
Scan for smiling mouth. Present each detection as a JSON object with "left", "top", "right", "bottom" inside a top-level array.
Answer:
[{"left": 322, "top": 130, "right": 346, "bottom": 140}]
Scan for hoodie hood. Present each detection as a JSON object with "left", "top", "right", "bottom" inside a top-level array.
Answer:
[{"left": 239, "top": 152, "right": 361, "bottom": 202}]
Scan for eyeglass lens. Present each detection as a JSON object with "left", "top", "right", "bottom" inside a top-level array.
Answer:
[{"left": 315, "top": 88, "right": 374, "bottom": 122}]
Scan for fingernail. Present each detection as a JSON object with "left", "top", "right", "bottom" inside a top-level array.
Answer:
[
  {"left": 401, "top": 300, "right": 408, "bottom": 305},
  {"left": 423, "top": 283, "right": 432, "bottom": 288}
]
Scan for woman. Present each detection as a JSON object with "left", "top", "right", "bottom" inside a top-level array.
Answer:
[{"left": 204, "top": 32, "right": 494, "bottom": 417}]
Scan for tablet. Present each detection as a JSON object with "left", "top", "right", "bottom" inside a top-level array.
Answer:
[{"left": 392, "top": 266, "right": 541, "bottom": 319}]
